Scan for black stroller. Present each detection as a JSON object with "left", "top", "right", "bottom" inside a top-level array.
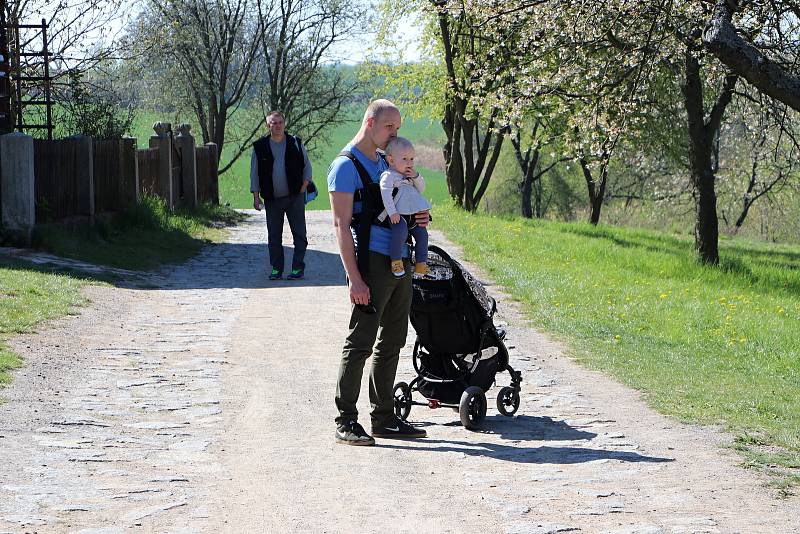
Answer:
[{"left": 393, "top": 245, "right": 523, "bottom": 430}]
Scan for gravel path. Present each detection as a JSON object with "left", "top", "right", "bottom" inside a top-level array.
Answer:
[{"left": 1, "top": 210, "right": 797, "bottom": 533}]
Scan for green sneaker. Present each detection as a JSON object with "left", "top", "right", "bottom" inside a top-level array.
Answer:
[
  {"left": 335, "top": 420, "right": 375, "bottom": 446},
  {"left": 269, "top": 269, "right": 282, "bottom": 280},
  {"left": 287, "top": 268, "right": 304, "bottom": 280}
]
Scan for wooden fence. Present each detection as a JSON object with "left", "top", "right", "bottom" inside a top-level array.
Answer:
[
  {"left": 93, "top": 138, "right": 137, "bottom": 213},
  {"left": 33, "top": 137, "right": 90, "bottom": 221},
  {"left": 24, "top": 131, "right": 220, "bottom": 223},
  {"left": 136, "top": 147, "right": 160, "bottom": 197}
]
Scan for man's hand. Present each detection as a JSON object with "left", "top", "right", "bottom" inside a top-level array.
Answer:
[
  {"left": 390, "top": 213, "right": 401, "bottom": 224},
  {"left": 415, "top": 210, "right": 430, "bottom": 228},
  {"left": 300, "top": 179, "right": 309, "bottom": 193},
  {"left": 253, "top": 196, "right": 263, "bottom": 211},
  {"left": 349, "top": 277, "right": 371, "bottom": 306}
]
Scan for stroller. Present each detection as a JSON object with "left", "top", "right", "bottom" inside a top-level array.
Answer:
[{"left": 393, "top": 245, "right": 523, "bottom": 430}]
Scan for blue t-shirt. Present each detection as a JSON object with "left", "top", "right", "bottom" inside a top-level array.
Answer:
[{"left": 327, "top": 144, "right": 407, "bottom": 257}]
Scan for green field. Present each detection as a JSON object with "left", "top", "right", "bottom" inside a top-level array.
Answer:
[
  {"left": 130, "top": 110, "right": 449, "bottom": 210},
  {"left": 433, "top": 204, "right": 800, "bottom": 492}
]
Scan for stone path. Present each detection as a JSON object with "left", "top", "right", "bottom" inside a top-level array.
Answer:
[{"left": 1, "top": 210, "right": 798, "bottom": 533}]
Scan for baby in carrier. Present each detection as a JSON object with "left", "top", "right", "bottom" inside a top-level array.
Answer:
[{"left": 379, "top": 136, "right": 433, "bottom": 278}]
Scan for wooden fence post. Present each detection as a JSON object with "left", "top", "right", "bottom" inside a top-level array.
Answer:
[
  {"left": 206, "top": 142, "right": 219, "bottom": 205},
  {"left": 149, "top": 122, "right": 174, "bottom": 209},
  {"left": 0, "top": 132, "right": 35, "bottom": 245},
  {"left": 175, "top": 123, "right": 197, "bottom": 207}
]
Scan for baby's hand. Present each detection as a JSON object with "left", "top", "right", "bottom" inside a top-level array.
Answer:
[
  {"left": 404, "top": 166, "right": 418, "bottom": 179},
  {"left": 390, "top": 213, "right": 401, "bottom": 224}
]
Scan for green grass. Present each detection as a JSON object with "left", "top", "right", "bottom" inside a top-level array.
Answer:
[
  {"left": 130, "top": 108, "right": 447, "bottom": 210},
  {"left": 0, "top": 257, "right": 89, "bottom": 385},
  {"left": 433, "top": 204, "right": 800, "bottom": 490},
  {"left": 33, "top": 196, "right": 244, "bottom": 271}
]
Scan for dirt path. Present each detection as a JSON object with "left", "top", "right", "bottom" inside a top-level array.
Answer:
[{"left": 1, "top": 210, "right": 798, "bottom": 533}]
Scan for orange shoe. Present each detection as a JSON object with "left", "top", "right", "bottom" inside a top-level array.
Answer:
[
  {"left": 413, "top": 262, "right": 429, "bottom": 276},
  {"left": 391, "top": 260, "right": 406, "bottom": 278}
]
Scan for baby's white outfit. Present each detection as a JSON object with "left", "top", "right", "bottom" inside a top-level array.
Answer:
[{"left": 378, "top": 169, "right": 433, "bottom": 221}]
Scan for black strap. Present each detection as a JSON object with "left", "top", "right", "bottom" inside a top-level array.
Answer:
[{"left": 338, "top": 150, "right": 381, "bottom": 275}]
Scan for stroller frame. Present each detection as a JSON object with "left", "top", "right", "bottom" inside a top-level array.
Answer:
[{"left": 393, "top": 245, "right": 523, "bottom": 429}]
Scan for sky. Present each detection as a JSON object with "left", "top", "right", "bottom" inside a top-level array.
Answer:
[{"left": 67, "top": 0, "right": 423, "bottom": 65}]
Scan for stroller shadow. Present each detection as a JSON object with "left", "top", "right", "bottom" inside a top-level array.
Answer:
[
  {"left": 381, "top": 439, "right": 672, "bottom": 465},
  {"left": 380, "top": 414, "right": 673, "bottom": 465},
  {"left": 489, "top": 414, "right": 598, "bottom": 441},
  {"left": 434, "top": 415, "right": 596, "bottom": 442}
]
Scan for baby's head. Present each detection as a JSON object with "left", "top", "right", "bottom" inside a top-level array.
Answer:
[{"left": 385, "top": 136, "right": 416, "bottom": 175}]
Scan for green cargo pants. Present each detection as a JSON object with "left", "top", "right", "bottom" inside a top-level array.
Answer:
[{"left": 335, "top": 251, "right": 412, "bottom": 428}]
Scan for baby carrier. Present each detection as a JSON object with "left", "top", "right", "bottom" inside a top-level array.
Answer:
[{"left": 393, "top": 245, "right": 523, "bottom": 429}]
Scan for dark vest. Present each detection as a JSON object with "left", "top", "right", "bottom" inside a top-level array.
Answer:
[{"left": 253, "top": 134, "right": 305, "bottom": 200}]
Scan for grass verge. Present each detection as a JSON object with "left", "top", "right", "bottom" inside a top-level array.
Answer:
[
  {"left": 433, "top": 204, "right": 800, "bottom": 494},
  {"left": 0, "top": 256, "right": 89, "bottom": 385}
]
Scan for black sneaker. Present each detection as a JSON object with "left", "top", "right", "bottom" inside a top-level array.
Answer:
[
  {"left": 269, "top": 269, "right": 282, "bottom": 280},
  {"left": 335, "top": 420, "right": 375, "bottom": 446},
  {"left": 371, "top": 417, "right": 427, "bottom": 439},
  {"left": 287, "top": 268, "right": 304, "bottom": 280}
]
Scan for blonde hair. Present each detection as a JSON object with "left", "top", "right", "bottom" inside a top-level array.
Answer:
[
  {"left": 385, "top": 136, "right": 414, "bottom": 156},
  {"left": 266, "top": 110, "right": 285, "bottom": 121},
  {"left": 363, "top": 99, "right": 399, "bottom": 123}
]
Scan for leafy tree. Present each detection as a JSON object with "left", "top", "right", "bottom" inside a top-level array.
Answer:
[
  {"left": 56, "top": 71, "right": 135, "bottom": 139},
  {"left": 127, "top": 0, "right": 366, "bottom": 173}
]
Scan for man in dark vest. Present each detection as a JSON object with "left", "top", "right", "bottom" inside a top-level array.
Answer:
[{"left": 250, "top": 111, "right": 313, "bottom": 280}]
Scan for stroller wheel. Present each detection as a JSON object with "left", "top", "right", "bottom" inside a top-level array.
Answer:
[
  {"left": 393, "top": 381, "right": 413, "bottom": 420},
  {"left": 459, "top": 386, "right": 487, "bottom": 430},
  {"left": 496, "top": 386, "right": 520, "bottom": 416}
]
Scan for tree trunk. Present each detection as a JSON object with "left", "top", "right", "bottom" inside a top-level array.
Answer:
[
  {"left": 681, "top": 46, "right": 737, "bottom": 265},
  {"left": 579, "top": 157, "right": 608, "bottom": 226},
  {"left": 521, "top": 176, "right": 533, "bottom": 218},
  {"left": 442, "top": 101, "right": 465, "bottom": 205},
  {"left": 461, "top": 115, "right": 477, "bottom": 211}
]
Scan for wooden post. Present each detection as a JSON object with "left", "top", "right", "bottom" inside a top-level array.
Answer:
[
  {"left": 175, "top": 123, "right": 197, "bottom": 207},
  {"left": 149, "top": 122, "right": 174, "bottom": 209}
]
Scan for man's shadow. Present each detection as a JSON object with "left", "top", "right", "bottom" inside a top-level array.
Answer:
[{"left": 378, "top": 414, "right": 673, "bottom": 465}]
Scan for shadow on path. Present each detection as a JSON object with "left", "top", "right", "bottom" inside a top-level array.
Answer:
[
  {"left": 0, "top": 244, "right": 346, "bottom": 291},
  {"left": 378, "top": 413, "right": 673, "bottom": 464},
  {"left": 379, "top": 439, "right": 672, "bottom": 465}
]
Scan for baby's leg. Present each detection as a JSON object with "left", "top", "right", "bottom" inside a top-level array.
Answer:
[
  {"left": 389, "top": 217, "right": 409, "bottom": 261},
  {"left": 409, "top": 225, "right": 429, "bottom": 264}
]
